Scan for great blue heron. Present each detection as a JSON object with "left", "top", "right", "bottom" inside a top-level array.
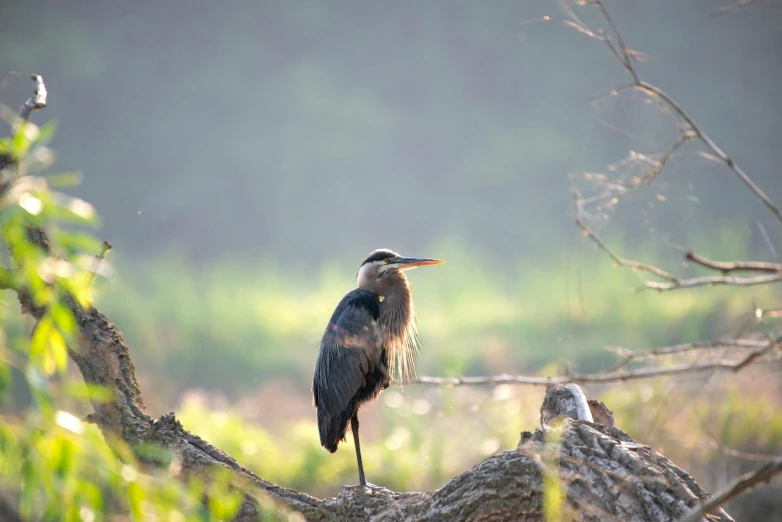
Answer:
[{"left": 312, "top": 248, "right": 444, "bottom": 488}]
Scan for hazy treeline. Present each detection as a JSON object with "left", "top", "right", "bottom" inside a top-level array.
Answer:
[{"left": 1, "top": 0, "right": 780, "bottom": 264}]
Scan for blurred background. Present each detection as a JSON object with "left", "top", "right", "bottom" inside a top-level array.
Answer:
[{"left": 1, "top": 0, "right": 781, "bottom": 519}]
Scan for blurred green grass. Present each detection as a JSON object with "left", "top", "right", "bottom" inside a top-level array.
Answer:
[
  {"left": 76, "top": 241, "right": 776, "bottom": 405},
  {"left": 3, "top": 241, "right": 779, "bottom": 501}
]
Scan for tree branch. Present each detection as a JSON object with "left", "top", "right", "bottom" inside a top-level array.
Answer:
[
  {"left": 408, "top": 335, "right": 782, "bottom": 387},
  {"left": 1, "top": 75, "right": 48, "bottom": 174},
  {"left": 574, "top": 191, "right": 782, "bottom": 292},
  {"left": 573, "top": 192, "right": 679, "bottom": 283},
  {"left": 677, "top": 458, "right": 782, "bottom": 522},
  {"left": 541, "top": 1, "right": 782, "bottom": 225},
  {"left": 18, "top": 75, "right": 47, "bottom": 122},
  {"left": 711, "top": 0, "right": 765, "bottom": 18},
  {"left": 684, "top": 251, "right": 782, "bottom": 274}
]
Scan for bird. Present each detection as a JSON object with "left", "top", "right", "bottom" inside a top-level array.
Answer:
[{"left": 312, "top": 248, "right": 444, "bottom": 488}]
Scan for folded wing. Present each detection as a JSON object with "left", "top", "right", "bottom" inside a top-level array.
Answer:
[{"left": 313, "top": 289, "right": 388, "bottom": 453}]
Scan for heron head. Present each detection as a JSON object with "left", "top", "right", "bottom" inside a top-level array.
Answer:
[{"left": 356, "top": 248, "right": 445, "bottom": 295}]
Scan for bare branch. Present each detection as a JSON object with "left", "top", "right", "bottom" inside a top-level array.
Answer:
[
  {"left": 408, "top": 336, "right": 782, "bottom": 387},
  {"left": 1, "top": 75, "right": 48, "bottom": 174},
  {"left": 624, "top": 132, "right": 695, "bottom": 188},
  {"left": 18, "top": 75, "right": 47, "bottom": 122},
  {"left": 573, "top": 192, "right": 678, "bottom": 282},
  {"left": 677, "top": 458, "right": 782, "bottom": 522},
  {"left": 684, "top": 251, "right": 782, "bottom": 274},
  {"left": 547, "top": 1, "right": 782, "bottom": 225},
  {"left": 645, "top": 272, "right": 781, "bottom": 292},
  {"left": 605, "top": 339, "right": 768, "bottom": 371},
  {"left": 405, "top": 358, "right": 777, "bottom": 387},
  {"left": 575, "top": 191, "right": 782, "bottom": 292},
  {"left": 87, "top": 241, "right": 112, "bottom": 287},
  {"left": 634, "top": 80, "right": 782, "bottom": 224},
  {"left": 711, "top": 0, "right": 765, "bottom": 17},
  {"left": 593, "top": 0, "right": 641, "bottom": 84}
]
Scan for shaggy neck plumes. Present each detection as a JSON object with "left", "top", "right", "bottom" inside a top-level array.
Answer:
[{"left": 377, "top": 273, "right": 419, "bottom": 383}]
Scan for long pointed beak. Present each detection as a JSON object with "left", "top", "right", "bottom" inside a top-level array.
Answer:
[{"left": 394, "top": 257, "right": 446, "bottom": 270}]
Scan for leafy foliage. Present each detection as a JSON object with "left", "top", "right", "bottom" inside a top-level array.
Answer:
[{"left": 0, "top": 112, "right": 278, "bottom": 521}]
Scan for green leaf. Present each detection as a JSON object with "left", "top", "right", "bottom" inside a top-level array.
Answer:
[
  {"left": 35, "top": 120, "right": 58, "bottom": 146},
  {"left": 51, "top": 300, "right": 78, "bottom": 338},
  {"left": 127, "top": 480, "right": 144, "bottom": 520},
  {"left": 45, "top": 171, "right": 84, "bottom": 189},
  {"left": 0, "top": 361, "right": 11, "bottom": 400},
  {"left": 50, "top": 229, "right": 103, "bottom": 256},
  {"left": 62, "top": 381, "right": 115, "bottom": 403},
  {"left": 10, "top": 121, "right": 37, "bottom": 160},
  {"left": 30, "top": 315, "right": 55, "bottom": 375}
]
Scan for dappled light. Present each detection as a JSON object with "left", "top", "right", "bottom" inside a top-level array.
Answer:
[{"left": 1, "top": 0, "right": 781, "bottom": 520}]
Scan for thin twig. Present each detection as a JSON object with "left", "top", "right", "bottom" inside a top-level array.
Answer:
[
  {"left": 756, "top": 220, "right": 778, "bottom": 260},
  {"left": 576, "top": 187, "right": 782, "bottom": 292},
  {"left": 18, "top": 75, "right": 47, "bottom": 122},
  {"left": 1, "top": 75, "right": 48, "bottom": 175},
  {"left": 594, "top": 0, "right": 640, "bottom": 84},
  {"left": 589, "top": 57, "right": 782, "bottom": 225},
  {"left": 604, "top": 339, "right": 768, "bottom": 372},
  {"left": 636, "top": 132, "right": 694, "bottom": 186},
  {"left": 645, "top": 272, "right": 781, "bottom": 292},
  {"left": 684, "top": 251, "right": 782, "bottom": 274},
  {"left": 547, "top": 1, "right": 782, "bottom": 225},
  {"left": 403, "top": 358, "right": 778, "bottom": 387},
  {"left": 573, "top": 192, "right": 679, "bottom": 282},
  {"left": 732, "top": 335, "right": 782, "bottom": 371},
  {"left": 636, "top": 81, "right": 782, "bottom": 224},
  {"left": 677, "top": 458, "right": 782, "bottom": 522},
  {"left": 406, "top": 336, "right": 782, "bottom": 387},
  {"left": 87, "top": 241, "right": 112, "bottom": 287},
  {"left": 711, "top": 0, "right": 764, "bottom": 17}
]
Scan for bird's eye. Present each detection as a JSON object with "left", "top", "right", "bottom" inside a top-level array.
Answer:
[{"left": 384, "top": 258, "right": 392, "bottom": 263}]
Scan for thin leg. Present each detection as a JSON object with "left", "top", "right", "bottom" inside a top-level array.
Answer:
[{"left": 351, "top": 414, "right": 367, "bottom": 486}]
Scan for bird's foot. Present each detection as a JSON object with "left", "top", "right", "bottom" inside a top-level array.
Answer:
[{"left": 341, "top": 482, "right": 386, "bottom": 493}]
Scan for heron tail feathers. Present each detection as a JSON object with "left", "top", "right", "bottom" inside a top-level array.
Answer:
[{"left": 318, "top": 401, "right": 356, "bottom": 454}]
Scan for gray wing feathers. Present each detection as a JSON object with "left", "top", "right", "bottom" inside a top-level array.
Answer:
[{"left": 314, "top": 304, "right": 383, "bottom": 417}]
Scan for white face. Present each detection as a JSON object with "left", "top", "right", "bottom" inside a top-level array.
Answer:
[{"left": 356, "top": 260, "right": 395, "bottom": 289}]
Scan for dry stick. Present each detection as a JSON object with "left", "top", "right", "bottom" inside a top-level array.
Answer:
[
  {"left": 604, "top": 339, "right": 768, "bottom": 373},
  {"left": 711, "top": 0, "right": 764, "bottom": 17},
  {"left": 677, "top": 458, "right": 782, "bottom": 522},
  {"left": 593, "top": 0, "right": 640, "bottom": 83},
  {"left": 574, "top": 192, "right": 782, "bottom": 291},
  {"left": 1, "top": 75, "right": 48, "bottom": 176},
  {"left": 405, "top": 357, "right": 778, "bottom": 387},
  {"left": 572, "top": 192, "right": 679, "bottom": 283},
  {"left": 408, "top": 336, "right": 782, "bottom": 387},
  {"left": 545, "top": 2, "right": 782, "bottom": 225},
  {"left": 87, "top": 241, "right": 112, "bottom": 287},
  {"left": 19, "top": 74, "right": 47, "bottom": 122},
  {"left": 585, "top": 0, "right": 782, "bottom": 225},
  {"left": 645, "top": 272, "right": 782, "bottom": 292},
  {"left": 634, "top": 132, "right": 694, "bottom": 186},
  {"left": 684, "top": 251, "right": 782, "bottom": 274}
]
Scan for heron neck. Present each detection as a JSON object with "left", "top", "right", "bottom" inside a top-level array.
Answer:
[
  {"left": 377, "top": 273, "right": 418, "bottom": 381},
  {"left": 378, "top": 273, "right": 413, "bottom": 337}
]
